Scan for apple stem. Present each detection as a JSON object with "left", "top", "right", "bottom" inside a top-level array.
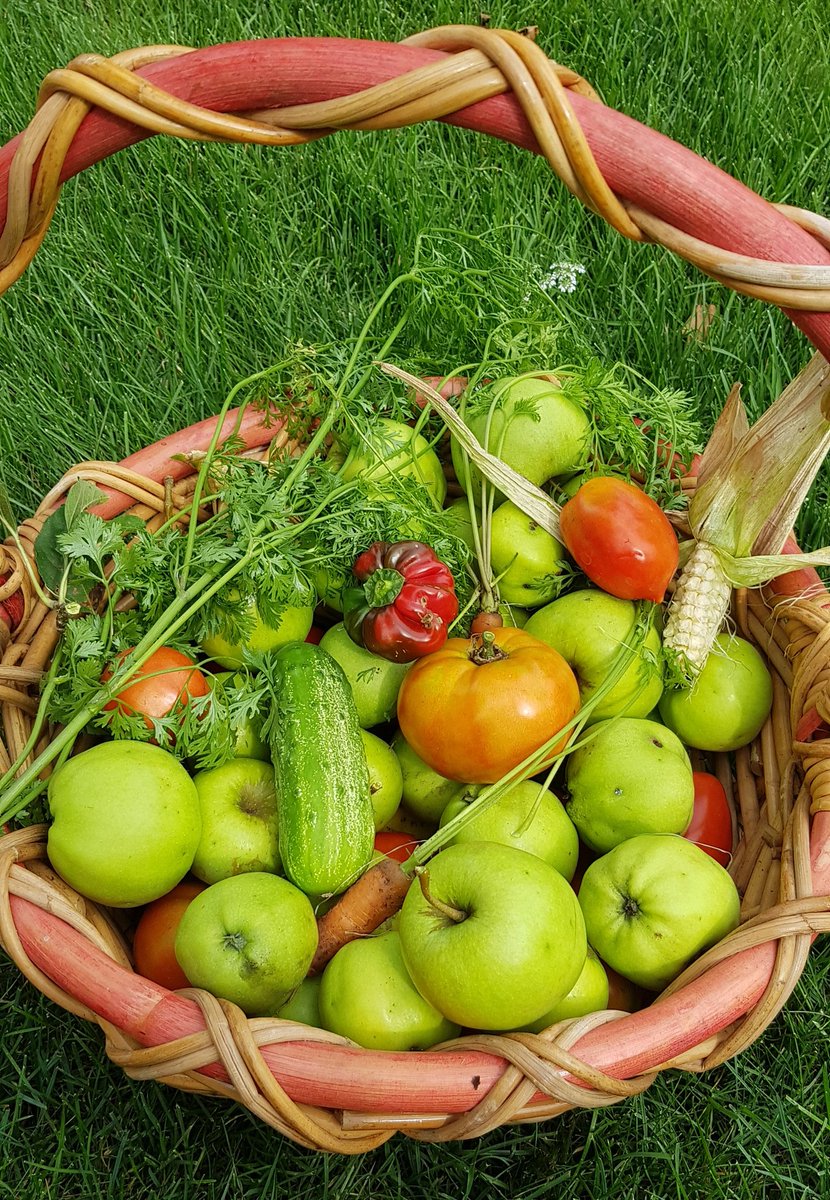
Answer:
[{"left": 415, "top": 867, "right": 467, "bottom": 924}]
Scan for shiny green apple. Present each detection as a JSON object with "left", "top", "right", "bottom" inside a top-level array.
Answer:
[
  {"left": 489, "top": 499, "right": 567, "bottom": 607},
  {"left": 525, "top": 589, "right": 664, "bottom": 721},
  {"left": 47, "top": 741, "right": 201, "bottom": 907},
  {"left": 201, "top": 595, "right": 314, "bottom": 669},
  {"left": 319, "top": 931, "right": 460, "bottom": 1051},
  {"left": 319, "top": 623, "right": 411, "bottom": 728},
  {"left": 277, "top": 977, "right": 322, "bottom": 1027},
  {"left": 439, "top": 780, "right": 579, "bottom": 880},
  {"left": 191, "top": 758, "right": 280, "bottom": 884},
  {"left": 361, "top": 730, "right": 404, "bottom": 829},
  {"left": 392, "top": 730, "right": 467, "bottom": 823},
  {"left": 524, "top": 947, "right": 609, "bottom": 1032},
  {"left": 339, "top": 417, "right": 446, "bottom": 506},
  {"left": 565, "top": 717, "right": 694, "bottom": 852}
]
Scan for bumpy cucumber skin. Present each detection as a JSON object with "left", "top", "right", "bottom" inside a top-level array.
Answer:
[{"left": 269, "top": 642, "right": 375, "bottom": 897}]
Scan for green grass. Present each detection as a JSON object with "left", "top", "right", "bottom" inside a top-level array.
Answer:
[{"left": 1, "top": 0, "right": 829, "bottom": 1195}]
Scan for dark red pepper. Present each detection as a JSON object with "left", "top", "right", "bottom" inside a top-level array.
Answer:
[{"left": 343, "top": 541, "right": 458, "bottom": 663}]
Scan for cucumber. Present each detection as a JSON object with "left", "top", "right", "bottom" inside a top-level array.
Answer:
[{"left": 267, "top": 641, "right": 375, "bottom": 897}]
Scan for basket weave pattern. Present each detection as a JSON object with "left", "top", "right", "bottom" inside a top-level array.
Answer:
[{"left": 1, "top": 26, "right": 830, "bottom": 1151}]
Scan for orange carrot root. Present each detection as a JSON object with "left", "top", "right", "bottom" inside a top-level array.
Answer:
[{"left": 309, "top": 856, "right": 412, "bottom": 975}]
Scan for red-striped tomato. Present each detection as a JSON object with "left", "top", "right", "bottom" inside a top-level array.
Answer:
[{"left": 683, "top": 772, "right": 733, "bottom": 867}]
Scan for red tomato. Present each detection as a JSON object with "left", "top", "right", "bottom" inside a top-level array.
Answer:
[
  {"left": 305, "top": 626, "right": 324, "bottom": 645},
  {"left": 397, "top": 627, "right": 580, "bottom": 783},
  {"left": 374, "top": 831, "right": 419, "bottom": 863},
  {"left": 132, "top": 880, "right": 206, "bottom": 989},
  {"left": 103, "top": 647, "right": 209, "bottom": 726},
  {"left": 559, "top": 477, "right": 679, "bottom": 603},
  {"left": 684, "top": 772, "right": 733, "bottom": 867}
]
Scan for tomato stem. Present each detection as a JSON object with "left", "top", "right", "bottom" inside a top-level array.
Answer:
[{"left": 469, "top": 630, "right": 508, "bottom": 664}]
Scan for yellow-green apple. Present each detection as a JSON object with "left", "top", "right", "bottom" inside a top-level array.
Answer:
[
  {"left": 392, "top": 731, "right": 466, "bottom": 824},
  {"left": 451, "top": 375, "right": 590, "bottom": 499},
  {"left": 659, "top": 632, "right": 773, "bottom": 751},
  {"left": 524, "top": 947, "right": 609, "bottom": 1032},
  {"left": 577, "top": 834, "right": 740, "bottom": 990},
  {"left": 277, "top": 977, "right": 322, "bottom": 1027},
  {"left": 565, "top": 717, "right": 694, "bottom": 852},
  {"left": 190, "top": 758, "right": 280, "bottom": 884},
  {"left": 489, "top": 500, "right": 567, "bottom": 607},
  {"left": 319, "top": 931, "right": 460, "bottom": 1051},
  {"left": 174, "top": 872, "right": 317, "bottom": 1015},
  {"left": 439, "top": 780, "right": 578, "bottom": 880},
  {"left": 338, "top": 417, "right": 446, "bottom": 506},
  {"left": 525, "top": 589, "right": 663, "bottom": 721},
  {"left": 47, "top": 741, "right": 201, "bottom": 907},
  {"left": 202, "top": 594, "right": 314, "bottom": 669},
  {"left": 319, "top": 623, "right": 411, "bottom": 727},
  {"left": 399, "top": 842, "right": 587, "bottom": 1030},
  {"left": 361, "top": 730, "right": 404, "bottom": 829}
]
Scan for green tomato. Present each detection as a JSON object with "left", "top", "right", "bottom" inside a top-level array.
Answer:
[
  {"left": 361, "top": 729, "right": 404, "bottom": 829},
  {"left": 201, "top": 596, "right": 314, "bottom": 669},
  {"left": 318, "top": 623, "right": 411, "bottom": 728},
  {"left": 489, "top": 500, "right": 567, "bottom": 607},
  {"left": 319, "top": 931, "right": 460, "bottom": 1051},
  {"left": 339, "top": 417, "right": 446, "bottom": 506},
  {"left": 658, "top": 633, "right": 773, "bottom": 751}
]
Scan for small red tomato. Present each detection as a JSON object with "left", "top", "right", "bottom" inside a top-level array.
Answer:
[
  {"left": 559, "top": 476, "right": 679, "bottom": 603},
  {"left": 305, "top": 625, "right": 325, "bottom": 645},
  {"left": 103, "top": 646, "right": 209, "bottom": 727},
  {"left": 374, "top": 831, "right": 419, "bottom": 863},
  {"left": 0, "top": 572, "right": 25, "bottom": 633},
  {"left": 133, "top": 880, "right": 206, "bottom": 989},
  {"left": 684, "top": 772, "right": 733, "bottom": 867}
]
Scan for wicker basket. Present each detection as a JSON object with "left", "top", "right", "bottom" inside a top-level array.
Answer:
[{"left": 2, "top": 27, "right": 830, "bottom": 1153}]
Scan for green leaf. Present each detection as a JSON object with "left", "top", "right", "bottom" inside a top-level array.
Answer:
[
  {"left": 64, "top": 481, "right": 109, "bottom": 532},
  {"left": 34, "top": 508, "right": 68, "bottom": 595}
]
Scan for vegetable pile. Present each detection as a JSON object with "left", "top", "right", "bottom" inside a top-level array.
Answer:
[{"left": 4, "top": 274, "right": 829, "bottom": 1053}]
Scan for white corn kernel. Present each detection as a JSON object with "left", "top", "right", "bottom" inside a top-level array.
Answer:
[{"left": 663, "top": 541, "right": 732, "bottom": 682}]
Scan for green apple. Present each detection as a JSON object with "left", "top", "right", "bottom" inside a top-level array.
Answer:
[
  {"left": 318, "top": 623, "right": 411, "bottom": 728},
  {"left": 47, "top": 741, "right": 201, "bottom": 908},
  {"left": 658, "top": 632, "right": 773, "bottom": 751},
  {"left": 202, "top": 595, "right": 314, "bottom": 669},
  {"left": 489, "top": 500, "right": 567, "bottom": 607},
  {"left": 216, "top": 672, "right": 269, "bottom": 761},
  {"left": 444, "top": 496, "right": 477, "bottom": 553},
  {"left": 361, "top": 730, "right": 404, "bottom": 829},
  {"left": 524, "top": 947, "right": 609, "bottom": 1032},
  {"left": 277, "top": 976, "right": 322, "bottom": 1027},
  {"left": 339, "top": 417, "right": 446, "bottom": 506},
  {"left": 191, "top": 758, "right": 280, "bottom": 884},
  {"left": 500, "top": 603, "right": 529, "bottom": 628},
  {"left": 565, "top": 718, "right": 694, "bottom": 853},
  {"left": 578, "top": 834, "right": 740, "bottom": 990},
  {"left": 392, "top": 730, "right": 466, "bottom": 823},
  {"left": 451, "top": 375, "right": 590, "bottom": 499},
  {"left": 525, "top": 589, "right": 664, "bottom": 721},
  {"left": 399, "top": 841, "right": 587, "bottom": 1030},
  {"left": 319, "top": 931, "right": 460, "bottom": 1051},
  {"left": 313, "top": 565, "right": 346, "bottom": 613},
  {"left": 439, "top": 780, "right": 579, "bottom": 880},
  {"left": 174, "top": 872, "right": 318, "bottom": 1016}
]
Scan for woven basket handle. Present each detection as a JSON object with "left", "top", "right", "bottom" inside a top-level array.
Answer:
[{"left": 1, "top": 26, "right": 830, "bottom": 353}]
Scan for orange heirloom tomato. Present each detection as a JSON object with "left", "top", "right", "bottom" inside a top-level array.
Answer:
[
  {"left": 103, "top": 646, "right": 209, "bottom": 727},
  {"left": 396, "top": 627, "right": 580, "bottom": 784},
  {"left": 132, "top": 880, "right": 206, "bottom": 990}
]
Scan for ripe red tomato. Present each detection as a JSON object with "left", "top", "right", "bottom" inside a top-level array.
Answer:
[
  {"left": 103, "top": 647, "right": 209, "bottom": 727},
  {"left": 683, "top": 772, "right": 733, "bottom": 867},
  {"left": 305, "top": 626, "right": 324, "bottom": 645},
  {"left": 559, "top": 477, "right": 679, "bottom": 603},
  {"left": 374, "top": 831, "right": 420, "bottom": 863},
  {"left": 397, "top": 627, "right": 580, "bottom": 783},
  {"left": 132, "top": 880, "right": 206, "bottom": 989}
]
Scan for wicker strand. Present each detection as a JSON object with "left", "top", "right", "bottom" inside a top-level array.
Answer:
[{"left": 1, "top": 26, "right": 829, "bottom": 308}]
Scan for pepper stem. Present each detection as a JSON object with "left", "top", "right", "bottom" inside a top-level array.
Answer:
[
  {"left": 363, "top": 567, "right": 405, "bottom": 609},
  {"left": 415, "top": 867, "right": 467, "bottom": 923}
]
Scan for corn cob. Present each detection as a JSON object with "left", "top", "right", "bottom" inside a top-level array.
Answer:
[{"left": 663, "top": 541, "right": 732, "bottom": 683}]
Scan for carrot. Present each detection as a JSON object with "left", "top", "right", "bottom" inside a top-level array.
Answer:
[{"left": 309, "top": 856, "right": 412, "bottom": 975}]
